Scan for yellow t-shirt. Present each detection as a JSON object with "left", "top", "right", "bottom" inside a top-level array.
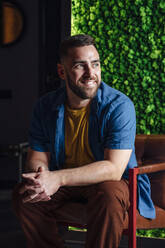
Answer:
[{"left": 64, "top": 104, "right": 95, "bottom": 168}]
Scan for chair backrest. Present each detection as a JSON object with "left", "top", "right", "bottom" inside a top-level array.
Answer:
[{"left": 135, "top": 134, "right": 165, "bottom": 210}]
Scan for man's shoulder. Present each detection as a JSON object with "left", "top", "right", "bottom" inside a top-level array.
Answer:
[
  {"left": 37, "top": 86, "right": 66, "bottom": 111},
  {"left": 97, "top": 82, "right": 136, "bottom": 129},
  {"left": 99, "top": 82, "right": 133, "bottom": 107}
]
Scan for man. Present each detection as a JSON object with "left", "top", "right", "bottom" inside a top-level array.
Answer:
[{"left": 13, "top": 34, "right": 155, "bottom": 248}]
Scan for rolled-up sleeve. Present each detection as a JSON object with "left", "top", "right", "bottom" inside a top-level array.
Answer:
[
  {"left": 28, "top": 100, "right": 50, "bottom": 152},
  {"left": 104, "top": 99, "right": 136, "bottom": 149}
]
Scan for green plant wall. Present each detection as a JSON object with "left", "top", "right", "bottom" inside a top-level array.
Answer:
[{"left": 72, "top": 0, "right": 165, "bottom": 134}]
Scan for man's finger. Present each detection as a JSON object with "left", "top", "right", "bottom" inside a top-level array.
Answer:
[
  {"left": 29, "top": 193, "right": 51, "bottom": 203},
  {"left": 22, "top": 176, "right": 41, "bottom": 186},
  {"left": 37, "top": 166, "right": 46, "bottom": 172},
  {"left": 22, "top": 193, "right": 39, "bottom": 203},
  {"left": 23, "top": 192, "right": 51, "bottom": 203},
  {"left": 19, "top": 184, "right": 43, "bottom": 194},
  {"left": 22, "top": 172, "right": 37, "bottom": 179}
]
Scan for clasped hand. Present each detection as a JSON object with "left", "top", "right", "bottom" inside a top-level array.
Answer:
[{"left": 19, "top": 167, "right": 60, "bottom": 203}]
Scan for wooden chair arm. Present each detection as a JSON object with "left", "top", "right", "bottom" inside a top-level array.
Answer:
[{"left": 137, "top": 162, "right": 165, "bottom": 174}]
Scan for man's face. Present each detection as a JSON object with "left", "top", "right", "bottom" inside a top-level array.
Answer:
[{"left": 61, "top": 45, "right": 101, "bottom": 100}]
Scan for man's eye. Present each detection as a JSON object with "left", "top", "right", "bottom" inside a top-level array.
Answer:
[
  {"left": 93, "top": 63, "right": 100, "bottom": 68},
  {"left": 74, "top": 64, "right": 84, "bottom": 69}
]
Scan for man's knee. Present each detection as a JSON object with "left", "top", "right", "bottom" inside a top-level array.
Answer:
[{"left": 95, "top": 180, "right": 129, "bottom": 211}]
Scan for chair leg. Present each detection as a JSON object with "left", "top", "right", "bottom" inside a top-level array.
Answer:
[
  {"left": 129, "top": 227, "right": 136, "bottom": 248},
  {"left": 128, "top": 168, "right": 139, "bottom": 248}
]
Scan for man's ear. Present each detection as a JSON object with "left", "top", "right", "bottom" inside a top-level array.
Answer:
[{"left": 57, "top": 63, "right": 65, "bottom": 80}]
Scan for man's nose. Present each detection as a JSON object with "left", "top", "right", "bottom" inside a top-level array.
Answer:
[{"left": 84, "top": 65, "right": 94, "bottom": 78}]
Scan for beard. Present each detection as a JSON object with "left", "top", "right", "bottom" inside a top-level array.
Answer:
[{"left": 65, "top": 72, "right": 101, "bottom": 100}]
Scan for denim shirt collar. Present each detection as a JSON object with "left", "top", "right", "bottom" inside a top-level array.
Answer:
[{"left": 51, "top": 84, "right": 103, "bottom": 113}]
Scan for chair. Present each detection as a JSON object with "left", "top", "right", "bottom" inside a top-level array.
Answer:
[
  {"left": 56, "top": 135, "right": 165, "bottom": 248},
  {"left": 0, "top": 142, "right": 28, "bottom": 183}
]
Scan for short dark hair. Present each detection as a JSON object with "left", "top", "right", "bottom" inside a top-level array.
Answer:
[{"left": 60, "top": 34, "right": 96, "bottom": 61}]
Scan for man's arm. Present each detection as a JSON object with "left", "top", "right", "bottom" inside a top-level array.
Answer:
[
  {"left": 25, "top": 148, "right": 50, "bottom": 172},
  {"left": 59, "top": 148, "right": 132, "bottom": 186},
  {"left": 21, "top": 148, "right": 132, "bottom": 203}
]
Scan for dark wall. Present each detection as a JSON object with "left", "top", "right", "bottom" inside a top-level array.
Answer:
[
  {"left": 0, "top": 0, "right": 71, "bottom": 184},
  {"left": 0, "top": 0, "right": 71, "bottom": 145},
  {"left": 0, "top": 0, "right": 40, "bottom": 144}
]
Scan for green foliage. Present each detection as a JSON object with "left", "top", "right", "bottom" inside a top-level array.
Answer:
[
  {"left": 71, "top": 0, "right": 165, "bottom": 134},
  {"left": 137, "top": 228, "right": 165, "bottom": 238},
  {"left": 69, "top": 226, "right": 165, "bottom": 239}
]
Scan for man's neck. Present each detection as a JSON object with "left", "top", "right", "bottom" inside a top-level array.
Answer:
[{"left": 66, "top": 93, "right": 91, "bottom": 109}]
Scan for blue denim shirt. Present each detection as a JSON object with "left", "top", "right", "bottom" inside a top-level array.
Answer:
[{"left": 29, "top": 82, "right": 156, "bottom": 219}]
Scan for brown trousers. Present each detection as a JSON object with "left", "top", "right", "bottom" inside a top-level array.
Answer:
[{"left": 12, "top": 180, "right": 130, "bottom": 248}]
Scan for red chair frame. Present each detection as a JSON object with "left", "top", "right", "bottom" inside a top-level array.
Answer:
[{"left": 128, "top": 162, "right": 165, "bottom": 248}]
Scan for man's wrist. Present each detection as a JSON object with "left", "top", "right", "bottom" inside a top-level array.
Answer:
[{"left": 55, "top": 169, "right": 67, "bottom": 187}]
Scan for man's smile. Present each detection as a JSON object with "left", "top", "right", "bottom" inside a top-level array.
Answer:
[{"left": 80, "top": 77, "right": 98, "bottom": 88}]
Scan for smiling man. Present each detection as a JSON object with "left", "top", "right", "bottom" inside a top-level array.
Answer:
[
  {"left": 13, "top": 34, "right": 155, "bottom": 248},
  {"left": 59, "top": 44, "right": 101, "bottom": 102}
]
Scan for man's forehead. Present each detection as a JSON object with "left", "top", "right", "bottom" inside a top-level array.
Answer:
[{"left": 67, "top": 45, "right": 100, "bottom": 60}]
